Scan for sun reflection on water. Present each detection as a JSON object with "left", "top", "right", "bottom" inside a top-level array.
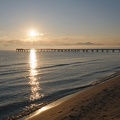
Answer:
[{"left": 29, "top": 49, "right": 41, "bottom": 101}]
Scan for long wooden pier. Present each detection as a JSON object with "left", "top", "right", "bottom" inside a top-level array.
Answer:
[{"left": 16, "top": 48, "right": 120, "bottom": 52}]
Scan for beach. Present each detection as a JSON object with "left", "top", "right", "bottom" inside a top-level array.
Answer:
[{"left": 25, "top": 75, "right": 120, "bottom": 120}]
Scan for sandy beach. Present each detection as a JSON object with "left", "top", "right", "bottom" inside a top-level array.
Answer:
[{"left": 25, "top": 75, "right": 120, "bottom": 120}]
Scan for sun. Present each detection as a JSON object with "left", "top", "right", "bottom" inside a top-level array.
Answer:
[
  {"left": 28, "top": 29, "right": 44, "bottom": 42},
  {"left": 29, "top": 30, "right": 39, "bottom": 37}
]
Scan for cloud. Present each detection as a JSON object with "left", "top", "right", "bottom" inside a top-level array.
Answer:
[
  {"left": 0, "top": 35, "right": 9, "bottom": 40},
  {"left": 42, "top": 36, "right": 103, "bottom": 46},
  {"left": 43, "top": 36, "right": 87, "bottom": 45},
  {"left": 0, "top": 40, "right": 4, "bottom": 43},
  {"left": 4, "top": 39, "right": 23, "bottom": 44},
  {"left": 0, "top": 36, "right": 103, "bottom": 47},
  {"left": 0, "top": 35, "right": 112, "bottom": 50},
  {"left": 0, "top": 39, "right": 26, "bottom": 48}
]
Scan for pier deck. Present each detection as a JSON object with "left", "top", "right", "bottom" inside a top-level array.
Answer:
[{"left": 16, "top": 49, "right": 120, "bottom": 52}]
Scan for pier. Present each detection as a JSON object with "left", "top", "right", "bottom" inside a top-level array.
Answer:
[{"left": 16, "top": 48, "right": 120, "bottom": 52}]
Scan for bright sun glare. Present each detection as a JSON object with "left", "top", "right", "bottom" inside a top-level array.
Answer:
[{"left": 29, "top": 30, "right": 39, "bottom": 37}]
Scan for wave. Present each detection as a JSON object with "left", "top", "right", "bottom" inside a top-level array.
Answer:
[
  {"left": 0, "top": 70, "right": 28, "bottom": 76},
  {"left": 0, "top": 62, "right": 28, "bottom": 68},
  {"left": 1, "top": 84, "right": 92, "bottom": 120},
  {"left": 0, "top": 96, "right": 44, "bottom": 120},
  {"left": 0, "top": 58, "right": 105, "bottom": 77},
  {"left": 80, "top": 65, "right": 120, "bottom": 78},
  {"left": 2, "top": 71, "right": 120, "bottom": 120},
  {"left": 91, "top": 71, "right": 120, "bottom": 85},
  {"left": 46, "top": 84, "right": 92, "bottom": 99},
  {"left": 39, "top": 65, "right": 120, "bottom": 85},
  {"left": 45, "top": 71, "right": 120, "bottom": 100},
  {"left": 35, "top": 58, "right": 105, "bottom": 70}
]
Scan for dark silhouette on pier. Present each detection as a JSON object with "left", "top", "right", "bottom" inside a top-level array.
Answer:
[{"left": 16, "top": 48, "right": 120, "bottom": 52}]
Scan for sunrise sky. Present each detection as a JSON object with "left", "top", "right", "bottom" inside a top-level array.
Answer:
[{"left": 0, "top": 0, "right": 120, "bottom": 50}]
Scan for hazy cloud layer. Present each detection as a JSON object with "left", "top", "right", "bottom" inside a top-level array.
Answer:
[{"left": 0, "top": 36, "right": 120, "bottom": 50}]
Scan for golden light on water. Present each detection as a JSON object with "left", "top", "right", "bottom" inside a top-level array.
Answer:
[{"left": 29, "top": 49, "right": 41, "bottom": 101}]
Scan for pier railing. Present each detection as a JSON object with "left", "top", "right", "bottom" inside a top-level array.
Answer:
[{"left": 16, "top": 48, "right": 120, "bottom": 52}]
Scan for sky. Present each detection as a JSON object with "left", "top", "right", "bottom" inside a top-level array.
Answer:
[{"left": 0, "top": 0, "right": 120, "bottom": 50}]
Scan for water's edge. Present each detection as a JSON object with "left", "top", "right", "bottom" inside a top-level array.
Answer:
[{"left": 4, "top": 71, "right": 120, "bottom": 120}]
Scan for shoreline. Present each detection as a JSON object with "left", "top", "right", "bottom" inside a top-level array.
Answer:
[{"left": 24, "top": 73, "right": 120, "bottom": 120}]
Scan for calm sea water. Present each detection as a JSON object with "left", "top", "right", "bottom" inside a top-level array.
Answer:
[{"left": 0, "top": 50, "right": 120, "bottom": 119}]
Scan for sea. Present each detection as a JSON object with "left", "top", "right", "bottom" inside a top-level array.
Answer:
[{"left": 0, "top": 50, "right": 120, "bottom": 119}]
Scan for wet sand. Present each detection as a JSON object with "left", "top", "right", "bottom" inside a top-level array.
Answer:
[{"left": 25, "top": 75, "right": 120, "bottom": 120}]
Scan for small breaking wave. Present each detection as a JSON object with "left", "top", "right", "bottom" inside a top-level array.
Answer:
[{"left": 91, "top": 71, "right": 120, "bottom": 85}]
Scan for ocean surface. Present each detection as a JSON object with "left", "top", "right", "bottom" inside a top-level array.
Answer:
[{"left": 0, "top": 50, "right": 120, "bottom": 119}]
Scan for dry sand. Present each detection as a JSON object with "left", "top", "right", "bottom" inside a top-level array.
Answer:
[{"left": 25, "top": 75, "right": 120, "bottom": 120}]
